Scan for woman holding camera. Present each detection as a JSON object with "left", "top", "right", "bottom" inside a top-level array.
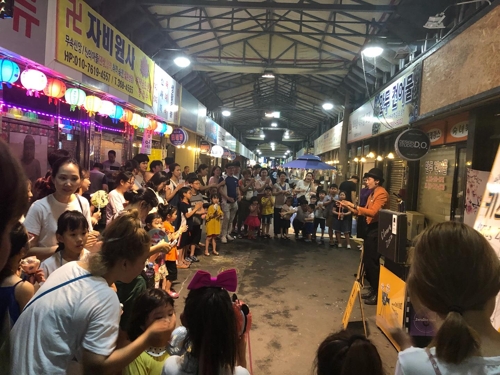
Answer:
[{"left": 162, "top": 269, "right": 249, "bottom": 375}]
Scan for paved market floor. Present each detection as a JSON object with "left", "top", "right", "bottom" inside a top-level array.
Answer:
[{"left": 172, "top": 235, "right": 398, "bottom": 375}]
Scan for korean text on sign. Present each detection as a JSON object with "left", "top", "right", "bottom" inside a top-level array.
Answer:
[{"left": 56, "top": 0, "right": 154, "bottom": 106}]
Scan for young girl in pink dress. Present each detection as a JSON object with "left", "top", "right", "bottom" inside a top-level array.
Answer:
[{"left": 244, "top": 197, "right": 260, "bottom": 240}]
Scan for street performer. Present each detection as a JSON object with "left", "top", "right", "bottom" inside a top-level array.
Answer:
[{"left": 338, "top": 168, "right": 389, "bottom": 305}]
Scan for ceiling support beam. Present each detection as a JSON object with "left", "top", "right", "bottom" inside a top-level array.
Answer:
[{"left": 140, "top": 1, "right": 397, "bottom": 12}]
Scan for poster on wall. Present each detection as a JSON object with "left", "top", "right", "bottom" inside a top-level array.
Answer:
[
  {"left": 464, "top": 168, "right": 488, "bottom": 227},
  {"left": 474, "top": 145, "right": 500, "bottom": 328},
  {"left": 196, "top": 103, "right": 207, "bottom": 136},
  {"left": 56, "top": 0, "right": 155, "bottom": 105},
  {"left": 205, "top": 118, "right": 218, "bottom": 144},
  {"left": 314, "top": 122, "right": 342, "bottom": 155},
  {"left": 153, "top": 64, "right": 181, "bottom": 125},
  {"left": 348, "top": 62, "right": 422, "bottom": 143},
  {"left": 9, "top": 132, "right": 48, "bottom": 185}
]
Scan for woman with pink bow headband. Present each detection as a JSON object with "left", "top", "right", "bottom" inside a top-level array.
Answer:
[{"left": 161, "top": 269, "right": 250, "bottom": 375}]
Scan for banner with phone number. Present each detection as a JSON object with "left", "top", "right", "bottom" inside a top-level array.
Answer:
[{"left": 56, "top": 0, "right": 154, "bottom": 106}]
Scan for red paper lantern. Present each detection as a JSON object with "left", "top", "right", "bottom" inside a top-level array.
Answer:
[{"left": 43, "top": 78, "right": 67, "bottom": 104}]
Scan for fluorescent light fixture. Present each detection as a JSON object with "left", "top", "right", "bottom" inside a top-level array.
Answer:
[
  {"left": 256, "top": 149, "right": 260, "bottom": 152},
  {"left": 271, "top": 122, "right": 277, "bottom": 127},
  {"left": 262, "top": 71, "right": 275, "bottom": 79},
  {"left": 362, "top": 40, "right": 384, "bottom": 58},
  {"left": 362, "top": 46, "right": 383, "bottom": 58},
  {"left": 322, "top": 102, "right": 334, "bottom": 111},
  {"left": 284, "top": 134, "right": 290, "bottom": 139},
  {"left": 287, "top": 150, "right": 290, "bottom": 153},
  {"left": 174, "top": 57, "right": 191, "bottom": 68},
  {"left": 222, "top": 110, "right": 231, "bottom": 117},
  {"left": 265, "top": 111, "right": 280, "bottom": 118},
  {"left": 270, "top": 142, "right": 275, "bottom": 146},
  {"left": 260, "top": 134, "right": 265, "bottom": 138}
]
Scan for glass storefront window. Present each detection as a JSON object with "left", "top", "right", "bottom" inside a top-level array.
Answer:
[{"left": 417, "top": 146, "right": 457, "bottom": 226}]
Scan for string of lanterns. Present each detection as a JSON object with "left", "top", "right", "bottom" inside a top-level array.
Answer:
[{"left": 0, "top": 58, "right": 174, "bottom": 136}]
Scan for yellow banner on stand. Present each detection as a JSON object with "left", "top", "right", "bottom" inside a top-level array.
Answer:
[
  {"left": 376, "top": 265, "right": 407, "bottom": 351},
  {"left": 56, "top": 0, "right": 154, "bottom": 105}
]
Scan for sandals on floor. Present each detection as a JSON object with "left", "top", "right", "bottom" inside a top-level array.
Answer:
[{"left": 212, "top": 251, "right": 219, "bottom": 256}]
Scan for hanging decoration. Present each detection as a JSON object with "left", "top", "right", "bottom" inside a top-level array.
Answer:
[
  {"left": 43, "top": 78, "right": 67, "bottom": 104},
  {"left": 147, "top": 119, "right": 157, "bottom": 131},
  {"left": 84, "top": 95, "right": 102, "bottom": 116},
  {"left": 165, "top": 124, "right": 173, "bottom": 135},
  {"left": 121, "top": 108, "right": 133, "bottom": 123},
  {"left": 0, "top": 59, "right": 20, "bottom": 87},
  {"left": 130, "top": 113, "right": 142, "bottom": 128},
  {"left": 109, "top": 105, "right": 124, "bottom": 124},
  {"left": 20, "top": 69, "right": 47, "bottom": 97},
  {"left": 140, "top": 116, "right": 150, "bottom": 130},
  {"left": 65, "top": 88, "right": 86, "bottom": 111},
  {"left": 155, "top": 122, "right": 166, "bottom": 134},
  {"left": 98, "top": 100, "right": 115, "bottom": 117}
]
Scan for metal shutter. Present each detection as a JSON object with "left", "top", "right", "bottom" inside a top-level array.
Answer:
[{"left": 387, "top": 158, "right": 406, "bottom": 211}]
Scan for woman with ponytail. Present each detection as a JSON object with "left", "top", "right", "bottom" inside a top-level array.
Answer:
[
  {"left": 11, "top": 210, "right": 175, "bottom": 375},
  {"left": 396, "top": 221, "right": 500, "bottom": 374}
]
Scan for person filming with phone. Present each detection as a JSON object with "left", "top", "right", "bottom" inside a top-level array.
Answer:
[{"left": 338, "top": 168, "right": 388, "bottom": 305}]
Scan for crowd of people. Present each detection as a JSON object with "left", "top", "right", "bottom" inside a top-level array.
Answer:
[{"left": 1, "top": 140, "right": 500, "bottom": 374}]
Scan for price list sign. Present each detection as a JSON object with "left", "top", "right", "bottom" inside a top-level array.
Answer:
[
  {"left": 474, "top": 145, "right": 500, "bottom": 328},
  {"left": 56, "top": 0, "right": 154, "bottom": 106}
]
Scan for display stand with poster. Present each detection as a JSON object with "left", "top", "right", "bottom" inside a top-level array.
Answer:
[
  {"left": 342, "top": 249, "right": 367, "bottom": 337},
  {"left": 474, "top": 145, "right": 500, "bottom": 329}
]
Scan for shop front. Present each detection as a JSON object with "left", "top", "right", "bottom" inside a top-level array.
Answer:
[
  {"left": 313, "top": 121, "right": 342, "bottom": 188},
  {"left": 418, "top": 113, "right": 468, "bottom": 226},
  {"left": 347, "top": 62, "right": 422, "bottom": 211}
]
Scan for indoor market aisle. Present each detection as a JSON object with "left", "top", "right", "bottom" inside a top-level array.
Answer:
[{"left": 172, "top": 237, "right": 399, "bottom": 375}]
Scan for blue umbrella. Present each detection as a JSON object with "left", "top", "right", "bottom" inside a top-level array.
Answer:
[{"left": 282, "top": 154, "right": 336, "bottom": 170}]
